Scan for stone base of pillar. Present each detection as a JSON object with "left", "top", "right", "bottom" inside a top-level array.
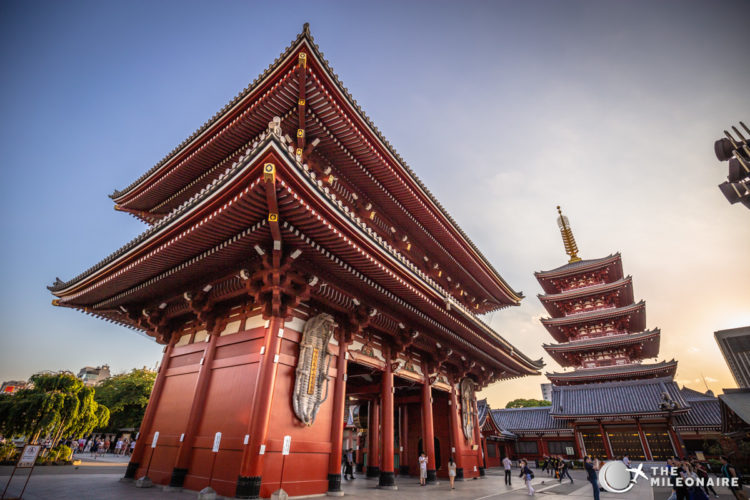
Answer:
[
  {"left": 399, "top": 465, "right": 410, "bottom": 475},
  {"left": 377, "top": 471, "right": 397, "bottom": 489},
  {"left": 121, "top": 462, "right": 139, "bottom": 481},
  {"left": 455, "top": 467, "right": 464, "bottom": 480},
  {"left": 167, "top": 467, "right": 188, "bottom": 489},
  {"left": 236, "top": 475, "right": 262, "bottom": 499},
  {"left": 327, "top": 474, "right": 344, "bottom": 496},
  {"left": 426, "top": 469, "right": 437, "bottom": 484},
  {"left": 479, "top": 466, "right": 486, "bottom": 477},
  {"left": 366, "top": 466, "right": 380, "bottom": 478}
]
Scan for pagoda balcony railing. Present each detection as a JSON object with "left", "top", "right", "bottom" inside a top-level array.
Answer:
[
  {"left": 572, "top": 330, "right": 628, "bottom": 342},
  {"left": 560, "top": 279, "right": 606, "bottom": 292},
  {"left": 563, "top": 304, "right": 617, "bottom": 318}
]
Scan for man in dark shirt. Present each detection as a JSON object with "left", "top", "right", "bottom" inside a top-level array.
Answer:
[{"left": 584, "top": 456, "right": 600, "bottom": 500}]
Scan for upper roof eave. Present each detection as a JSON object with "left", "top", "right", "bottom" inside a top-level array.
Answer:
[
  {"left": 109, "top": 24, "right": 523, "bottom": 305},
  {"left": 534, "top": 253, "right": 622, "bottom": 279}
]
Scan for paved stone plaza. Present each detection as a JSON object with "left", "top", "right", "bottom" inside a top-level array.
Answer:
[
  {"left": 2, "top": 456, "right": 746, "bottom": 500},
  {"left": 7, "top": 456, "right": 737, "bottom": 500}
]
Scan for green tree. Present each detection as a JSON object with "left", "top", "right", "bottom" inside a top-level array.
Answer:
[
  {"left": 94, "top": 368, "right": 156, "bottom": 431},
  {"left": 505, "top": 398, "right": 551, "bottom": 408},
  {"left": 0, "top": 372, "right": 109, "bottom": 444}
]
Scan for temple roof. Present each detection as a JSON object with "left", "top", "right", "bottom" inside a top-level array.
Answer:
[
  {"left": 48, "top": 135, "right": 542, "bottom": 376},
  {"left": 546, "top": 359, "right": 678, "bottom": 385},
  {"left": 490, "top": 406, "right": 570, "bottom": 432},
  {"left": 105, "top": 24, "right": 523, "bottom": 310},
  {"left": 538, "top": 276, "right": 634, "bottom": 317},
  {"left": 719, "top": 389, "right": 750, "bottom": 434},
  {"left": 542, "top": 301, "right": 647, "bottom": 342},
  {"left": 543, "top": 329, "right": 661, "bottom": 366},
  {"left": 549, "top": 376, "right": 689, "bottom": 418}
]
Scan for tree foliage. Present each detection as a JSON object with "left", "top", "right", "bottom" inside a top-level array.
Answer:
[
  {"left": 505, "top": 398, "right": 551, "bottom": 408},
  {"left": 94, "top": 368, "right": 156, "bottom": 431},
  {"left": 0, "top": 372, "right": 109, "bottom": 443}
]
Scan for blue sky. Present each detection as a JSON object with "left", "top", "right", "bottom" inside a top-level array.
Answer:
[{"left": 1, "top": 0, "right": 748, "bottom": 406}]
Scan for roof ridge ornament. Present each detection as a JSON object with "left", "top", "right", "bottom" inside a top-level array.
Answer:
[{"left": 556, "top": 206, "right": 582, "bottom": 263}]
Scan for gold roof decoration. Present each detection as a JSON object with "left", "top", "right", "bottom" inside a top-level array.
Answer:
[{"left": 556, "top": 206, "right": 582, "bottom": 263}]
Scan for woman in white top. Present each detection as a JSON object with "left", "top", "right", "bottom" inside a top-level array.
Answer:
[
  {"left": 419, "top": 452, "right": 428, "bottom": 486},
  {"left": 448, "top": 457, "right": 457, "bottom": 489}
]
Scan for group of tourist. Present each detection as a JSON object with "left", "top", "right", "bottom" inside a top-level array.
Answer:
[
  {"left": 540, "top": 455, "right": 574, "bottom": 483},
  {"left": 69, "top": 436, "right": 136, "bottom": 458}
]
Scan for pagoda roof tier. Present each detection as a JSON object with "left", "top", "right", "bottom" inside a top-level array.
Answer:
[
  {"left": 546, "top": 359, "right": 678, "bottom": 386},
  {"left": 541, "top": 301, "right": 646, "bottom": 342},
  {"left": 537, "top": 276, "right": 634, "bottom": 318},
  {"left": 105, "top": 25, "right": 522, "bottom": 313},
  {"left": 49, "top": 136, "right": 542, "bottom": 378},
  {"left": 549, "top": 376, "right": 689, "bottom": 418},
  {"left": 535, "top": 254, "right": 623, "bottom": 294},
  {"left": 543, "top": 329, "right": 661, "bottom": 367}
]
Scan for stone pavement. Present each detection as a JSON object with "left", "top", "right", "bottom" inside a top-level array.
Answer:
[{"left": 0, "top": 463, "right": 735, "bottom": 500}]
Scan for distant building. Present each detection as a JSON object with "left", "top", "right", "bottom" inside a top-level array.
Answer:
[
  {"left": 715, "top": 326, "right": 750, "bottom": 388},
  {"left": 540, "top": 383, "right": 552, "bottom": 402},
  {"left": 1, "top": 380, "right": 28, "bottom": 394},
  {"left": 77, "top": 365, "right": 111, "bottom": 386}
]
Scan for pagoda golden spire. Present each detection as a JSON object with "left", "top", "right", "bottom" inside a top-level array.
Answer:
[{"left": 556, "top": 206, "right": 582, "bottom": 263}]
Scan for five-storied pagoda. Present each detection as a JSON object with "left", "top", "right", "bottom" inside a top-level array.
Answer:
[
  {"left": 48, "top": 25, "right": 542, "bottom": 498},
  {"left": 478, "top": 208, "right": 720, "bottom": 466}
]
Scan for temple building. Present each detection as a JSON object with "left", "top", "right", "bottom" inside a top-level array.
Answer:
[
  {"left": 48, "top": 25, "right": 542, "bottom": 499},
  {"left": 481, "top": 208, "right": 721, "bottom": 463}
]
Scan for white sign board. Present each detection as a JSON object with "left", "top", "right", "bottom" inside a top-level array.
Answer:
[
  {"left": 566, "top": 447, "right": 574, "bottom": 456},
  {"left": 212, "top": 432, "right": 222, "bottom": 453},
  {"left": 17, "top": 444, "right": 42, "bottom": 468},
  {"left": 282, "top": 435, "right": 292, "bottom": 456},
  {"left": 151, "top": 431, "right": 159, "bottom": 448}
]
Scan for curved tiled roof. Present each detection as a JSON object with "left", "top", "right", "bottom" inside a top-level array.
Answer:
[
  {"left": 543, "top": 329, "right": 660, "bottom": 352},
  {"left": 491, "top": 407, "right": 569, "bottom": 431},
  {"left": 674, "top": 400, "right": 720, "bottom": 429},
  {"left": 535, "top": 254, "right": 621, "bottom": 278},
  {"left": 549, "top": 376, "right": 688, "bottom": 417},
  {"left": 108, "top": 24, "right": 522, "bottom": 302}
]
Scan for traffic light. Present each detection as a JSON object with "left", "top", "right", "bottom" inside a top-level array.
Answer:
[{"left": 714, "top": 122, "right": 750, "bottom": 209}]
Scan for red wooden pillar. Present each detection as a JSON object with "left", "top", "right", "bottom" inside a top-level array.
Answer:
[
  {"left": 448, "top": 384, "right": 465, "bottom": 480},
  {"left": 168, "top": 319, "right": 220, "bottom": 489},
  {"left": 668, "top": 421, "right": 685, "bottom": 459},
  {"left": 327, "top": 331, "right": 350, "bottom": 495},
  {"left": 378, "top": 350, "right": 396, "bottom": 489},
  {"left": 123, "top": 334, "right": 176, "bottom": 480},
  {"left": 399, "top": 405, "right": 409, "bottom": 475},
  {"left": 367, "top": 398, "right": 381, "bottom": 477},
  {"left": 421, "top": 379, "right": 437, "bottom": 483},
  {"left": 572, "top": 426, "right": 584, "bottom": 458},
  {"left": 598, "top": 421, "right": 613, "bottom": 459},
  {"left": 538, "top": 434, "right": 549, "bottom": 457},
  {"left": 236, "top": 315, "right": 285, "bottom": 498},
  {"left": 635, "top": 419, "right": 652, "bottom": 461},
  {"left": 472, "top": 398, "right": 485, "bottom": 476}
]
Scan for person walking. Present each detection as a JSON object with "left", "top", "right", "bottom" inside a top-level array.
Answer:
[
  {"left": 721, "top": 456, "right": 747, "bottom": 500},
  {"left": 694, "top": 460, "right": 719, "bottom": 498},
  {"left": 519, "top": 459, "right": 534, "bottom": 496},
  {"left": 558, "top": 457, "right": 573, "bottom": 484},
  {"left": 344, "top": 448, "right": 354, "bottom": 480},
  {"left": 419, "top": 452, "right": 428, "bottom": 486},
  {"left": 448, "top": 457, "right": 456, "bottom": 489},
  {"left": 502, "top": 455, "right": 513, "bottom": 486},
  {"left": 585, "top": 456, "right": 600, "bottom": 500}
]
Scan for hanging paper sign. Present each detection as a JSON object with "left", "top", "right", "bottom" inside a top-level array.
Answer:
[
  {"left": 282, "top": 435, "right": 292, "bottom": 456},
  {"left": 151, "top": 431, "right": 160, "bottom": 448},
  {"left": 212, "top": 432, "right": 222, "bottom": 452},
  {"left": 17, "top": 444, "right": 42, "bottom": 468},
  {"left": 566, "top": 447, "right": 574, "bottom": 456}
]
